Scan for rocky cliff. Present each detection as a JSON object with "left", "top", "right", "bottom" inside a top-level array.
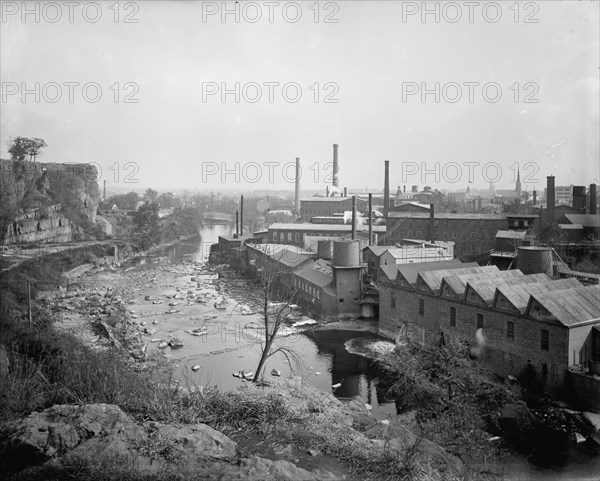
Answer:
[{"left": 0, "top": 159, "right": 100, "bottom": 244}]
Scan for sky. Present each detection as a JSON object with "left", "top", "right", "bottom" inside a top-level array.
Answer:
[{"left": 1, "top": 0, "right": 599, "bottom": 194}]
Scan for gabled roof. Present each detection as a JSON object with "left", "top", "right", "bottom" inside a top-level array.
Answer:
[
  {"left": 247, "top": 243, "right": 313, "bottom": 269},
  {"left": 527, "top": 285, "right": 600, "bottom": 327},
  {"left": 441, "top": 269, "right": 524, "bottom": 298},
  {"left": 494, "top": 278, "right": 582, "bottom": 313},
  {"left": 465, "top": 273, "right": 550, "bottom": 306},
  {"left": 563, "top": 214, "right": 600, "bottom": 228},
  {"left": 364, "top": 246, "right": 390, "bottom": 257},
  {"left": 418, "top": 266, "right": 498, "bottom": 293},
  {"left": 380, "top": 264, "right": 401, "bottom": 283},
  {"left": 396, "top": 260, "right": 471, "bottom": 286}
]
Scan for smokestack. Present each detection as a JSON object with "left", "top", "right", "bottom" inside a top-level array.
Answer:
[
  {"left": 547, "top": 176, "right": 555, "bottom": 226},
  {"left": 103, "top": 180, "right": 106, "bottom": 201},
  {"left": 344, "top": 187, "right": 347, "bottom": 197},
  {"left": 332, "top": 144, "right": 339, "bottom": 189},
  {"left": 384, "top": 160, "right": 390, "bottom": 218},
  {"left": 573, "top": 186, "right": 587, "bottom": 211},
  {"left": 295, "top": 157, "right": 301, "bottom": 215},
  {"left": 240, "top": 195, "right": 244, "bottom": 236},
  {"left": 368, "top": 193, "right": 373, "bottom": 246},
  {"left": 326, "top": 185, "right": 330, "bottom": 197},
  {"left": 403, "top": 185, "right": 406, "bottom": 193},
  {"left": 235, "top": 211, "right": 239, "bottom": 235},
  {"left": 591, "top": 184, "right": 597, "bottom": 215},
  {"left": 533, "top": 190, "right": 537, "bottom": 205},
  {"left": 429, "top": 203, "right": 435, "bottom": 242},
  {"left": 351, "top": 196, "right": 356, "bottom": 240}
]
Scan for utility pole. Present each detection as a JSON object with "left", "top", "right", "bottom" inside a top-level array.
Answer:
[{"left": 28, "top": 280, "right": 32, "bottom": 330}]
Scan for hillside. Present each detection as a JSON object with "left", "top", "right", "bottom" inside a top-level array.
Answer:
[{"left": 0, "top": 159, "right": 100, "bottom": 244}]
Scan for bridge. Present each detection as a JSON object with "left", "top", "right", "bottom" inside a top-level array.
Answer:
[{"left": 200, "top": 212, "right": 235, "bottom": 224}]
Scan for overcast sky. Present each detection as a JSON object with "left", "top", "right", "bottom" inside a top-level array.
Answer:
[{"left": 1, "top": 1, "right": 598, "bottom": 194}]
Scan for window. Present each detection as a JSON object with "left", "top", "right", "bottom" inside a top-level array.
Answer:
[
  {"left": 476, "top": 313, "right": 484, "bottom": 330},
  {"left": 391, "top": 294, "right": 396, "bottom": 309},
  {"left": 295, "top": 233, "right": 300, "bottom": 242},
  {"left": 339, "top": 298, "right": 344, "bottom": 303},
  {"left": 449, "top": 307, "right": 456, "bottom": 326},
  {"left": 507, "top": 321, "right": 515, "bottom": 341},
  {"left": 287, "top": 232, "right": 292, "bottom": 242},
  {"left": 541, "top": 329, "right": 549, "bottom": 351},
  {"left": 419, "top": 299, "right": 424, "bottom": 316},
  {"left": 452, "top": 232, "right": 457, "bottom": 238},
  {"left": 279, "top": 232, "right": 285, "bottom": 241},
  {"left": 416, "top": 231, "right": 421, "bottom": 237}
]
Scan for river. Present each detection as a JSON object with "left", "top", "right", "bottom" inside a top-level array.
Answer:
[{"left": 128, "top": 224, "right": 600, "bottom": 481}]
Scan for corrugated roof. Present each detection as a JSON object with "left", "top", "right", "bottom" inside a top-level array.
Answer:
[
  {"left": 397, "top": 260, "right": 471, "bottom": 286},
  {"left": 494, "top": 278, "right": 582, "bottom": 313},
  {"left": 529, "top": 285, "right": 600, "bottom": 326},
  {"left": 563, "top": 214, "right": 600, "bottom": 228},
  {"left": 465, "top": 273, "right": 550, "bottom": 305},
  {"left": 418, "top": 265, "right": 497, "bottom": 292}
]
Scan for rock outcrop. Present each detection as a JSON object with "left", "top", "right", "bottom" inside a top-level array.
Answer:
[
  {"left": 3, "top": 403, "right": 339, "bottom": 480},
  {"left": 0, "top": 159, "right": 100, "bottom": 244}
]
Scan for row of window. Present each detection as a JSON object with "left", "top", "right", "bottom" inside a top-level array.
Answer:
[
  {"left": 408, "top": 298, "right": 550, "bottom": 351},
  {"left": 396, "top": 230, "right": 495, "bottom": 240},
  {"left": 294, "top": 278, "right": 320, "bottom": 300}
]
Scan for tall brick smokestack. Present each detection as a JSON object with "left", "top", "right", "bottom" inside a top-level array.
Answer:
[
  {"left": 351, "top": 196, "right": 357, "bottom": 240},
  {"left": 384, "top": 160, "right": 390, "bottom": 218},
  {"left": 295, "top": 157, "right": 301, "bottom": 215},
  {"left": 240, "top": 195, "right": 244, "bottom": 236},
  {"left": 546, "top": 176, "right": 555, "bottom": 227},
  {"left": 591, "top": 184, "right": 597, "bottom": 215},
  {"left": 429, "top": 203, "right": 435, "bottom": 242},
  {"left": 368, "top": 193, "right": 373, "bottom": 246},
  {"left": 332, "top": 144, "right": 339, "bottom": 189},
  {"left": 533, "top": 190, "right": 537, "bottom": 205}
]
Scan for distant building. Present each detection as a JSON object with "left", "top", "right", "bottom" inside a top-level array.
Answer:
[
  {"left": 267, "top": 222, "right": 386, "bottom": 247},
  {"left": 299, "top": 197, "right": 367, "bottom": 222}
]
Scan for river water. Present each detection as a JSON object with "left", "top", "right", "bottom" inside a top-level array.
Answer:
[{"left": 129, "top": 223, "right": 600, "bottom": 481}]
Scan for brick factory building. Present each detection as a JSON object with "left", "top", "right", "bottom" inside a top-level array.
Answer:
[{"left": 378, "top": 261, "right": 600, "bottom": 411}]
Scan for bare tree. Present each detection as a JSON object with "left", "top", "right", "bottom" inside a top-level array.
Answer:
[{"left": 247, "top": 248, "right": 302, "bottom": 382}]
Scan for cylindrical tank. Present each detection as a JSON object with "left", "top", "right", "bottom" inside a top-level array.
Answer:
[
  {"left": 333, "top": 240, "right": 360, "bottom": 267},
  {"left": 517, "top": 246, "right": 553, "bottom": 277},
  {"left": 317, "top": 240, "right": 334, "bottom": 260}
]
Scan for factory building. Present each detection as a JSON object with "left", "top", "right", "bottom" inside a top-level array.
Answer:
[{"left": 378, "top": 255, "right": 600, "bottom": 411}]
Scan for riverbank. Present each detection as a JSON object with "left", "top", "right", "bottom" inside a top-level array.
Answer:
[{"left": 1, "top": 250, "right": 469, "bottom": 480}]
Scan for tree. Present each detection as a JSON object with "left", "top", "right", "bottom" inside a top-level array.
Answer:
[
  {"left": 245, "top": 251, "right": 301, "bottom": 382},
  {"left": 144, "top": 188, "right": 158, "bottom": 203},
  {"left": 8, "top": 137, "right": 47, "bottom": 162},
  {"left": 133, "top": 201, "right": 160, "bottom": 249},
  {"left": 538, "top": 222, "right": 567, "bottom": 246}
]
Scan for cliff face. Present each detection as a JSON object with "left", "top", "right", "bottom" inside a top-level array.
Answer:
[{"left": 0, "top": 159, "right": 100, "bottom": 244}]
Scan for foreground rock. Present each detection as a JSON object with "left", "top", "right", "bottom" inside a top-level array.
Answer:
[{"left": 3, "top": 403, "right": 339, "bottom": 480}]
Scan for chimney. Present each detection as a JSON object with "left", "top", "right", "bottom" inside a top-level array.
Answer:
[
  {"left": 326, "top": 185, "right": 330, "bottom": 197},
  {"left": 384, "top": 160, "right": 390, "bottom": 218},
  {"left": 344, "top": 187, "right": 348, "bottom": 197},
  {"left": 235, "top": 211, "right": 239, "bottom": 235},
  {"left": 368, "top": 193, "right": 373, "bottom": 246},
  {"left": 429, "top": 203, "right": 435, "bottom": 242},
  {"left": 403, "top": 185, "right": 406, "bottom": 193},
  {"left": 591, "top": 184, "right": 597, "bottom": 215},
  {"left": 240, "top": 195, "right": 244, "bottom": 236},
  {"left": 295, "top": 157, "right": 301, "bottom": 215},
  {"left": 332, "top": 144, "right": 339, "bottom": 189},
  {"left": 573, "top": 186, "right": 587, "bottom": 211},
  {"left": 546, "top": 176, "right": 555, "bottom": 226},
  {"left": 103, "top": 180, "right": 106, "bottom": 201},
  {"left": 351, "top": 196, "right": 357, "bottom": 240},
  {"left": 532, "top": 190, "right": 537, "bottom": 205}
]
